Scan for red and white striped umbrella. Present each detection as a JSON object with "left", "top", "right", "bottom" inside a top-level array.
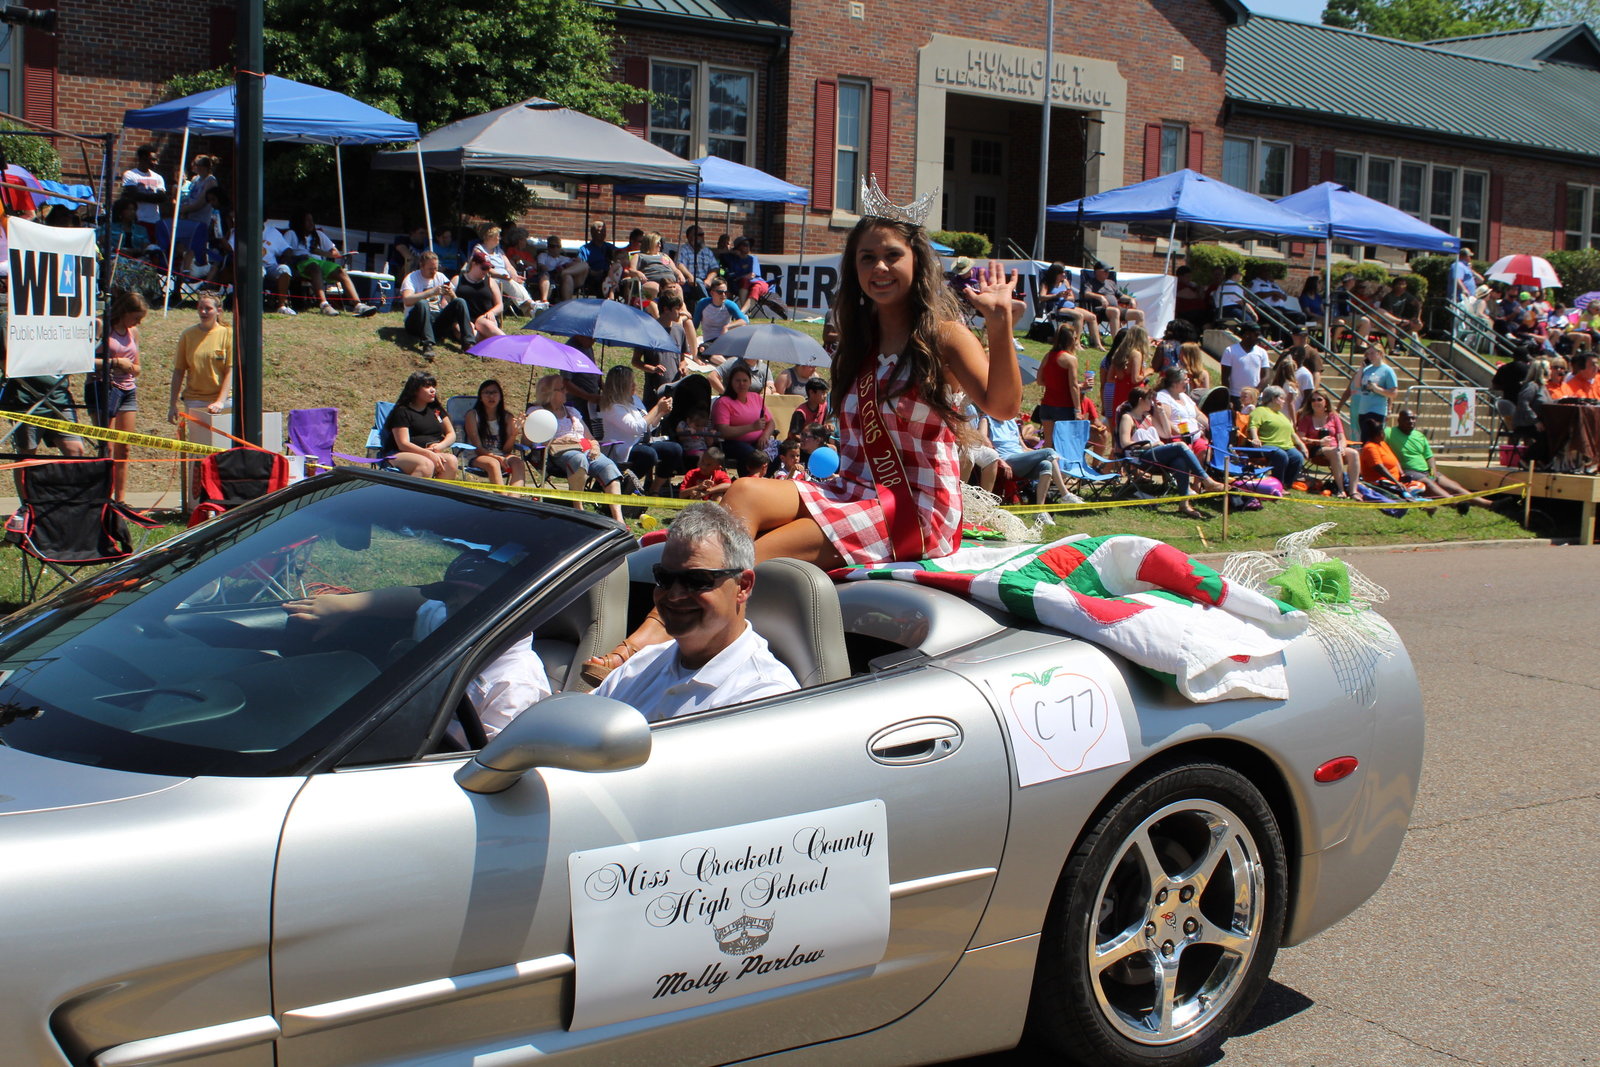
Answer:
[{"left": 1486, "top": 254, "right": 1562, "bottom": 290}]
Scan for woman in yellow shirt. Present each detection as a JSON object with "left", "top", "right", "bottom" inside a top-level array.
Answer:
[{"left": 168, "top": 292, "right": 233, "bottom": 424}]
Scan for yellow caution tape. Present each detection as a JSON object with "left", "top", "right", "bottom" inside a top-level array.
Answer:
[
  {"left": 5, "top": 409, "right": 223, "bottom": 456},
  {"left": 1008, "top": 484, "right": 1527, "bottom": 515},
  {"left": 10, "top": 408, "right": 1520, "bottom": 520}
]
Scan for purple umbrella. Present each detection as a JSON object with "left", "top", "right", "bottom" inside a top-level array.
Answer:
[
  {"left": 467, "top": 333, "right": 601, "bottom": 407},
  {"left": 468, "top": 333, "right": 599, "bottom": 373},
  {"left": 1573, "top": 291, "right": 1600, "bottom": 312}
]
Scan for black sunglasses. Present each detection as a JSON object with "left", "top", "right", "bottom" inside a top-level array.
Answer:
[{"left": 652, "top": 565, "right": 744, "bottom": 593}]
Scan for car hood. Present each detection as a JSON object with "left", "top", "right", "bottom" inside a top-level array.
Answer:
[{"left": 0, "top": 746, "right": 184, "bottom": 816}]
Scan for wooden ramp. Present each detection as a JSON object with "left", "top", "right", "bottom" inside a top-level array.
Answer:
[{"left": 1438, "top": 463, "right": 1600, "bottom": 545}]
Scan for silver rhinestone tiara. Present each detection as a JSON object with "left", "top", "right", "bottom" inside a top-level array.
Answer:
[{"left": 859, "top": 173, "right": 939, "bottom": 228}]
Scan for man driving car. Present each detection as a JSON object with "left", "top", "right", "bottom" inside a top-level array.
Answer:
[{"left": 594, "top": 504, "right": 797, "bottom": 722}]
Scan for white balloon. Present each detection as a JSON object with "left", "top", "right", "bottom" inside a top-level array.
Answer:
[{"left": 524, "top": 407, "right": 559, "bottom": 445}]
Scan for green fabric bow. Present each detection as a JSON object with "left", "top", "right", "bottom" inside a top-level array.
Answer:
[{"left": 1265, "top": 559, "right": 1352, "bottom": 613}]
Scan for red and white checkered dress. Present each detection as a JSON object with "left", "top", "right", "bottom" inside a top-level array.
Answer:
[{"left": 795, "top": 355, "right": 962, "bottom": 565}]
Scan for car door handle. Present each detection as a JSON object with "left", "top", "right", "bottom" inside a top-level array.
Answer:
[{"left": 868, "top": 718, "right": 963, "bottom": 765}]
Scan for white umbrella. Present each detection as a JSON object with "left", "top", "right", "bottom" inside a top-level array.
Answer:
[{"left": 1485, "top": 254, "right": 1562, "bottom": 291}]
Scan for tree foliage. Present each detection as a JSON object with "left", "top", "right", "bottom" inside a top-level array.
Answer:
[
  {"left": 1321, "top": 0, "right": 1546, "bottom": 40},
  {"left": 167, "top": 0, "right": 646, "bottom": 225},
  {"left": 0, "top": 122, "right": 62, "bottom": 181}
]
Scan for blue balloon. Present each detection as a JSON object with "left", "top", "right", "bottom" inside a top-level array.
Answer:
[{"left": 807, "top": 446, "right": 840, "bottom": 479}]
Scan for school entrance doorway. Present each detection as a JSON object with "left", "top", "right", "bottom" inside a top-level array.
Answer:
[{"left": 941, "top": 92, "right": 1087, "bottom": 259}]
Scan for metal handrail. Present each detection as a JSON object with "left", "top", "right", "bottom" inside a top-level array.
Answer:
[
  {"left": 1346, "top": 294, "right": 1475, "bottom": 390},
  {"left": 1338, "top": 295, "right": 1501, "bottom": 436},
  {"left": 1438, "top": 299, "right": 1518, "bottom": 362},
  {"left": 1232, "top": 288, "right": 1357, "bottom": 379}
]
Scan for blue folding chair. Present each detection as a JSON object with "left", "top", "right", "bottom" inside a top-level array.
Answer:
[
  {"left": 1205, "top": 410, "right": 1276, "bottom": 483},
  {"left": 365, "top": 402, "right": 398, "bottom": 469},
  {"left": 445, "top": 395, "right": 490, "bottom": 479},
  {"left": 1052, "top": 419, "right": 1120, "bottom": 499}
]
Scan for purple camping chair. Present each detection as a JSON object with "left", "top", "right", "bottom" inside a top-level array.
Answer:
[{"left": 288, "top": 407, "right": 339, "bottom": 470}]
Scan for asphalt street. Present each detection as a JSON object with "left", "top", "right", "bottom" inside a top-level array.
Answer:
[{"left": 965, "top": 542, "right": 1600, "bottom": 1067}]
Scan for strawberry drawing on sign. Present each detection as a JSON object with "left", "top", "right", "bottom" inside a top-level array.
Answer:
[{"left": 1006, "top": 667, "right": 1116, "bottom": 777}]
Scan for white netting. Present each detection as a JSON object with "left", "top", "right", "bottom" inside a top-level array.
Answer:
[
  {"left": 1220, "top": 523, "right": 1398, "bottom": 706},
  {"left": 960, "top": 483, "right": 1041, "bottom": 543}
]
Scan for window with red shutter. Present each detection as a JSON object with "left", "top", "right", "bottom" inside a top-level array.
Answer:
[
  {"left": 1554, "top": 183, "right": 1569, "bottom": 250},
  {"left": 21, "top": 5, "right": 57, "bottom": 133},
  {"left": 1187, "top": 129, "right": 1205, "bottom": 175},
  {"left": 622, "top": 57, "right": 648, "bottom": 138},
  {"left": 1142, "top": 123, "right": 1162, "bottom": 181},
  {"left": 813, "top": 80, "right": 837, "bottom": 214},
  {"left": 1289, "top": 147, "right": 1310, "bottom": 254},
  {"left": 1487, "top": 177, "right": 1503, "bottom": 259},
  {"left": 868, "top": 86, "right": 890, "bottom": 195}
]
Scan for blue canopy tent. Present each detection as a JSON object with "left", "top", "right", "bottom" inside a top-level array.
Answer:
[
  {"left": 124, "top": 76, "right": 420, "bottom": 309},
  {"left": 1275, "top": 182, "right": 1461, "bottom": 254},
  {"left": 1275, "top": 181, "right": 1461, "bottom": 351},
  {"left": 615, "top": 154, "right": 814, "bottom": 267},
  {"left": 1046, "top": 168, "right": 1325, "bottom": 271}
]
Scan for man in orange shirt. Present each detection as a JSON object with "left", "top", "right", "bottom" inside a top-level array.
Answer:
[{"left": 1555, "top": 353, "right": 1600, "bottom": 399}]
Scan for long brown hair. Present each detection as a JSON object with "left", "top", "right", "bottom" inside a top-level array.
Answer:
[
  {"left": 1108, "top": 325, "right": 1149, "bottom": 375},
  {"left": 830, "top": 218, "right": 966, "bottom": 430}
]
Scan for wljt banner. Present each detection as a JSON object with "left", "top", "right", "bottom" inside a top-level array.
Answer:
[{"left": 6, "top": 216, "right": 97, "bottom": 377}]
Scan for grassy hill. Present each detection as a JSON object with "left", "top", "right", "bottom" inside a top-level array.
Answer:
[{"left": 101, "top": 303, "right": 1533, "bottom": 553}]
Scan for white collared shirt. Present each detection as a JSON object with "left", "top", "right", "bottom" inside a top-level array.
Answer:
[{"left": 594, "top": 621, "right": 798, "bottom": 723}]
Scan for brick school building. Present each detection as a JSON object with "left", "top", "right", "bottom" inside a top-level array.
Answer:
[{"left": 9, "top": 1, "right": 1600, "bottom": 275}]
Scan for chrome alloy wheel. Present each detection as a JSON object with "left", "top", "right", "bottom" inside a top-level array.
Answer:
[{"left": 1087, "top": 798, "right": 1267, "bottom": 1046}]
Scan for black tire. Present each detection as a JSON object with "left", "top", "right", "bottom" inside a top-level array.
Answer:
[{"left": 1029, "top": 762, "right": 1287, "bottom": 1067}]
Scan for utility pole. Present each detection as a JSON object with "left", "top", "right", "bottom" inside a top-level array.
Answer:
[
  {"left": 234, "top": 0, "right": 264, "bottom": 445},
  {"left": 1032, "top": 0, "right": 1055, "bottom": 261}
]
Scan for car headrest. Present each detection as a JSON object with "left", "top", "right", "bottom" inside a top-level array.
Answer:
[
  {"left": 543, "top": 561, "right": 628, "bottom": 692},
  {"left": 746, "top": 557, "right": 848, "bottom": 688}
]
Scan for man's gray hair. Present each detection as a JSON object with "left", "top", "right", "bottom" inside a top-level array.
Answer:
[
  {"left": 667, "top": 503, "right": 755, "bottom": 571},
  {"left": 1259, "top": 385, "right": 1285, "bottom": 406}
]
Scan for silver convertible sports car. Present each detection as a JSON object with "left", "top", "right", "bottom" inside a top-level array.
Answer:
[{"left": 0, "top": 469, "right": 1422, "bottom": 1067}]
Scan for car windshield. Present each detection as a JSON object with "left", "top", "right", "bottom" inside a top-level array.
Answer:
[{"left": 0, "top": 474, "right": 606, "bottom": 777}]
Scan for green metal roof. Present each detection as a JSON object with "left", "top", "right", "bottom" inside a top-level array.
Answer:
[
  {"left": 1226, "top": 16, "right": 1600, "bottom": 161},
  {"left": 1425, "top": 23, "right": 1600, "bottom": 66},
  {"left": 593, "top": 0, "right": 787, "bottom": 31}
]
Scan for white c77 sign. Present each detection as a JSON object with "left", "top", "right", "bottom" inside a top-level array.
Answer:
[
  {"left": 567, "top": 799, "right": 890, "bottom": 1030},
  {"left": 6, "top": 216, "right": 97, "bottom": 377}
]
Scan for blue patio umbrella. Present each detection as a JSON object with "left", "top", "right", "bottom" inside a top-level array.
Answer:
[
  {"left": 526, "top": 298, "right": 675, "bottom": 351},
  {"left": 703, "top": 324, "right": 830, "bottom": 368}
]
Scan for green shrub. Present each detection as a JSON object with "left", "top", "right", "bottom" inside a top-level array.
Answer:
[
  {"left": 1184, "top": 243, "right": 1244, "bottom": 286},
  {"left": 1242, "top": 257, "right": 1288, "bottom": 281},
  {"left": 1545, "top": 248, "right": 1600, "bottom": 299},
  {"left": 0, "top": 122, "right": 61, "bottom": 182},
  {"left": 1408, "top": 255, "right": 1455, "bottom": 303},
  {"left": 929, "top": 230, "right": 992, "bottom": 258},
  {"left": 1331, "top": 260, "right": 1391, "bottom": 286}
]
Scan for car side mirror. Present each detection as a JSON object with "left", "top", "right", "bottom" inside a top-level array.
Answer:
[{"left": 454, "top": 692, "right": 651, "bottom": 795}]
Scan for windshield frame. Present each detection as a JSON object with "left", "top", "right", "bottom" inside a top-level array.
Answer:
[{"left": 0, "top": 469, "right": 634, "bottom": 778}]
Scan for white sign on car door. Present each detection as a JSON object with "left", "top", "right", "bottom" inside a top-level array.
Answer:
[{"left": 568, "top": 799, "right": 891, "bottom": 1030}]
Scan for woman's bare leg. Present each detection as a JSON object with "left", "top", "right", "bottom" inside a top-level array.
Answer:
[{"left": 476, "top": 454, "right": 505, "bottom": 485}]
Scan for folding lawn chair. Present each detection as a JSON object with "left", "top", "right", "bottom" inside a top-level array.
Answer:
[
  {"left": 287, "top": 407, "right": 339, "bottom": 470},
  {"left": 5, "top": 459, "right": 159, "bottom": 602},
  {"left": 188, "top": 447, "right": 291, "bottom": 526},
  {"left": 1205, "top": 410, "right": 1277, "bottom": 483},
  {"left": 444, "top": 395, "right": 489, "bottom": 479},
  {"left": 365, "top": 402, "right": 398, "bottom": 469},
  {"left": 1052, "top": 419, "right": 1121, "bottom": 499}
]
